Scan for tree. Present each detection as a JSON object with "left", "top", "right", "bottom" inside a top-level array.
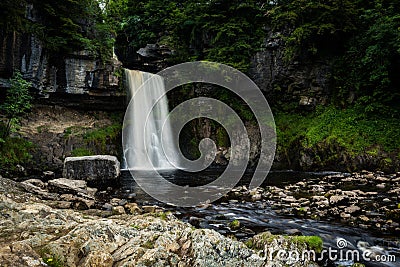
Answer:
[
  {"left": 0, "top": 0, "right": 28, "bottom": 32},
  {"left": 116, "top": 0, "right": 266, "bottom": 71},
  {"left": 267, "top": 0, "right": 358, "bottom": 60},
  {"left": 333, "top": 0, "right": 400, "bottom": 113},
  {"left": 0, "top": 71, "right": 32, "bottom": 141}
]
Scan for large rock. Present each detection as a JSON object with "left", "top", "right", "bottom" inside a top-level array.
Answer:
[{"left": 63, "top": 155, "right": 120, "bottom": 185}]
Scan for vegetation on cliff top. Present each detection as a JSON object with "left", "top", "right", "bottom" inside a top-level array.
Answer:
[
  {"left": 275, "top": 106, "right": 400, "bottom": 171},
  {"left": 0, "top": 0, "right": 399, "bottom": 171},
  {"left": 113, "top": 0, "right": 266, "bottom": 71},
  {"left": 0, "top": 0, "right": 114, "bottom": 60}
]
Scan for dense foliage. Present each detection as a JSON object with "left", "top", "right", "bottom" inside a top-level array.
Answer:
[
  {"left": 1, "top": 0, "right": 399, "bottom": 170},
  {"left": 333, "top": 1, "right": 400, "bottom": 113},
  {"left": 2, "top": 0, "right": 398, "bottom": 107},
  {"left": 0, "top": 71, "right": 32, "bottom": 140},
  {"left": 0, "top": 0, "right": 114, "bottom": 59},
  {"left": 113, "top": 0, "right": 266, "bottom": 71},
  {"left": 267, "top": 0, "right": 400, "bottom": 113}
]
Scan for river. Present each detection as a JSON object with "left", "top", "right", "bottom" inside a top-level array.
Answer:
[{"left": 111, "top": 169, "right": 400, "bottom": 267}]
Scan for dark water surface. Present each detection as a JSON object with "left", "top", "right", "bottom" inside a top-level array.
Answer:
[{"left": 113, "top": 169, "right": 400, "bottom": 267}]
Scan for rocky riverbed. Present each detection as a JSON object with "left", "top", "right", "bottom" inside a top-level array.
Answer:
[
  {"left": 0, "top": 176, "right": 323, "bottom": 267},
  {"left": 1, "top": 169, "right": 399, "bottom": 266},
  {"left": 223, "top": 171, "right": 400, "bottom": 236}
]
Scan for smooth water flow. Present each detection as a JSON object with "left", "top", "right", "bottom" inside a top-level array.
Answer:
[{"left": 124, "top": 69, "right": 178, "bottom": 170}]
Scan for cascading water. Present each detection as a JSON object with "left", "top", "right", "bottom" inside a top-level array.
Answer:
[{"left": 123, "top": 69, "right": 178, "bottom": 170}]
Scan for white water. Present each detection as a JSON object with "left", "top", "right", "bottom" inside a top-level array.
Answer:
[{"left": 123, "top": 69, "right": 178, "bottom": 170}]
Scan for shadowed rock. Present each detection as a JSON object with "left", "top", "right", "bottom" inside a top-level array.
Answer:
[{"left": 63, "top": 155, "right": 120, "bottom": 186}]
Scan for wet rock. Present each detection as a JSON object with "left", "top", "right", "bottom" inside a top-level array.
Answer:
[
  {"left": 340, "top": 212, "right": 351, "bottom": 219},
  {"left": 142, "top": 205, "right": 157, "bottom": 213},
  {"left": 118, "top": 199, "right": 128, "bottom": 206},
  {"left": 110, "top": 198, "right": 121, "bottom": 206},
  {"left": 63, "top": 155, "right": 120, "bottom": 185},
  {"left": 359, "top": 215, "right": 370, "bottom": 222},
  {"left": 251, "top": 193, "right": 262, "bottom": 201},
  {"left": 42, "top": 171, "right": 55, "bottom": 180},
  {"left": 345, "top": 205, "right": 361, "bottom": 214},
  {"left": 376, "top": 183, "right": 386, "bottom": 189},
  {"left": 282, "top": 196, "right": 298, "bottom": 203},
  {"left": 127, "top": 193, "right": 136, "bottom": 199},
  {"left": 102, "top": 203, "right": 113, "bottom": 211},
  {"left": 285, "top": 229, "right": 302, "bottom": 236},
  {"left": 124, "top": 203, "right": 142, "bottom": 215},
  {"left": 16, "top": 164, "right": 26, "bottom": 173},
  {"left": 189, "top": 216, "right": 201, "bottom": 227},
  {"left": 329, "top": 195, "right": 346, "bottom": 205},
  {"left": 112, "top": 206, "right": 126, "bottom": 215}
]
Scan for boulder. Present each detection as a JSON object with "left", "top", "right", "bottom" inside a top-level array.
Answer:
[
  {"left": 63, "top": 155, "right": 120, "bottom": 185},
  {"left": 48, "top": 178, "right": 96, "bottom": 198}
]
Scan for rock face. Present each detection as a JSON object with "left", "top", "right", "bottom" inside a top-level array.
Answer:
[
  {"left": 248, "top": 28, "right": 331, "bottom": 108},
  {"left": 0, "top": 176, "right": 320, "bottom": 267},
  {"left": 0, "top": 19, "right": 124, "bottom": 110},
  {"left": 16, "top": 106, "right": 122, "bottom": 175},
  {"left": 63, "top": 155, "right": 120, "bottom": 185}
]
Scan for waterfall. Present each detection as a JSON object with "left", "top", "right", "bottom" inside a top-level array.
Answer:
[{"left": 123, "top": 69, "right": 178, "bottom": 170}]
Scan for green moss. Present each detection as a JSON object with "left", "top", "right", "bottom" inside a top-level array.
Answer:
[
  {"left": 37, "top": 125, "right": 50, "bottom": 133},
  {"left": 40, "top": 248, "right": 64, "bottom": 267},
  {"left": 244, "top": 239, "right": 254, "bottom": 248},
  {"left": 216, "top": 128, "right": 229, "bottom": 148},
  {"left": 366, "top": 147, "right": 379, "bottom": 156},
  {"left": 257, "top": 232, "right": 278, "bottom": 244},
  {"left": 71, "top": 148, "right": 93, "bottom": 157},
  {"left": 275, "top": 105, "right": 400, "bottom": 165},
  {"left": 42, "top": 256, "right": 64, "bottom": 267},
  {"left": 63, "top": 126, "right": 88, "bottom": 139},
  {"left": 131, "top": 224, "right": 141, "bottom": 230},
  {"left": 142, "top": 240, "right": 155, "bottom": 249},
  {"left": 0, "top": 136, "right": 34, "bottom": 171},
  {"left": 83, "top": 123, "right": 121, "bottom": 152},
  {"left": 384, "top": 158, "right": 393, "bottom": 164},
  {"left": 228, "top": 219, "right": 241, "bottom": 230},
  {"left": 154, "top": 211, "right": 170, "bottom": 220},
  {"left": 286, "top": 236, "right": 323, "bottom": 253}
]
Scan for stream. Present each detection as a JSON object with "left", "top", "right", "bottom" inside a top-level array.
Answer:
[{"left": 111, "top": 169, "right": 400, "bottom": 267}]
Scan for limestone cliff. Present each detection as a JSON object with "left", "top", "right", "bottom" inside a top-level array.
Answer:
[{"left": 0, "top": 6, "right": 124, "bottom": 110}]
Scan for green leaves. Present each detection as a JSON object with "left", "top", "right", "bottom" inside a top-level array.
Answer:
[
  {"left": 116, "top": 0, "right": 265, "bottom": 71},
  {"left": 268, "top": 0, "right": 357, "bottom": 60},
  {"left": 332, "top": 0, "right": 400, "bottom": 113},
  {"left": 0, "top": 71, "right": 32, "bottom": 138}
]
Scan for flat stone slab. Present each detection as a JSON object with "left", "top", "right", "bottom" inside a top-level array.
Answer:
[
  {"left": 63, "top": 155, "right": 120, "bottom": 185},
  {"left": 48, "top": 178, "right": 95, "bottom": 197}
]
